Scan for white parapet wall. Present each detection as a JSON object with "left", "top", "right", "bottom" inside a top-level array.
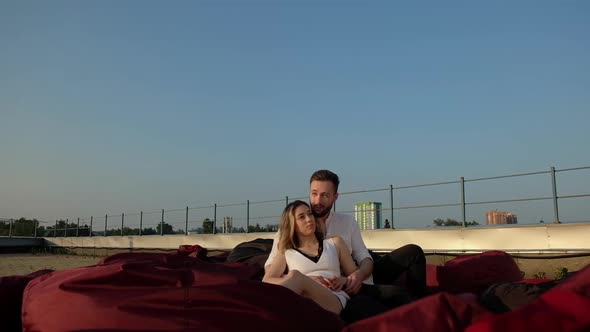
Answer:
[
  {"left": 363, "top": 223, "right": 590, "bottom": 253},
  {"left": 44, "top": 223, "right": 590, "bottom": 253},
  {"left": 44, "top": 233, "right": 269, "bottom": 251}
]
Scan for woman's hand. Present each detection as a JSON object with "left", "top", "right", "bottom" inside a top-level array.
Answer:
[
  {"left": 308, "top": 275, "right": 331, "bottom": 288},
  {"left": 325, "top": 276, "right": 347, "bottom": 291}
]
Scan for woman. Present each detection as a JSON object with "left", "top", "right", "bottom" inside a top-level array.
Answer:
[{"left": 262, "top": 200, "right": 358, "bottom": 314}]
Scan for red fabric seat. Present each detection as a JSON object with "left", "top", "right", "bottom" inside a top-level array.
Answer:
[
  {"left": 466, "top": 265, "right": 590, "bottom": 332},
  {"left": 177, "top": 244, "right": 208, "bottom": 259},
  {"left": 17, "top": 248, "right": 590, "bottom": 332},
  {"left": 0, "top": 269, "right": 53, "bottom": 332},
  {"left": 22, "top": 253, "right": 344, "bottom": 332},
  {"left": 344, "top": 263, "right": 590, "bottom": 332},
  {"left": 436, "top": 251, "right": 523, "bottom": 294},
  {"left": 343, "top": 292, "right": 491, "bottom": 332},
  {"left": 426, "top": 263, "right": 440, "bottom": 289}
]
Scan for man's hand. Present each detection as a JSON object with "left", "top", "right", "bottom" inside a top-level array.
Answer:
[{"left": 344, "top": 271, "right": 363, "bottom": 295}]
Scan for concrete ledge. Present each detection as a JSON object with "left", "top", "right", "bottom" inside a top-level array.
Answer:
[
  {"left": 0, "top": 237, "right": 44, "bottom": 247},
  {"left": 361, "top": 223, "right": 589, "bottom": 252},
  {"left": 43, "top": 223, "right": 590, "bottom": 252},
  {"left": 0, "top": 237, "right": 45, "bottom": 253},
  {"left": 44, "top": 233, "right": 273, "bottom": 251}
]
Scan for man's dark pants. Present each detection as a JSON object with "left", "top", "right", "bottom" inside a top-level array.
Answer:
[{"left": 341, "top": 244, "right": 426, "bottom": 324}]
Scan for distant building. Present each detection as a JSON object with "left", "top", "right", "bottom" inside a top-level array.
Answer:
[
  {"left": 486, "top": 210, "right": 517, "bottom": 225},
  {"left": 223, "top": 216, "right": 233, "bottom": 233},
  {"left": 354, "top": 202, "right": 382, "bottom": 230}
]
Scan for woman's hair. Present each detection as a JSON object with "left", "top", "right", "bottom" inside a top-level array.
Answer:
[{"left": 278, "top": 200, "right": 310, "bottom": 253}]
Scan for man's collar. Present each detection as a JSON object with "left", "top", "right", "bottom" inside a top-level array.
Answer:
[
  {"left": 324, "top": 210, "right": 334, "bottom": 225},
  {"left": 316, "top": 211, "right": 333, "bottom": 236},
  {"left": 316, "top": 210, "right": 333, "bottom": 225}
]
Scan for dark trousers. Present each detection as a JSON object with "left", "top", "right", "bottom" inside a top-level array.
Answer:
[
  {"left": 341, "top": 244, "right": 426, "bottom": 324},
  {"left": 372, "top": 244, "right": 427, "bottom": 297},
  {"left": 341, "top": 283, "right": 419, "bottom": 324}
]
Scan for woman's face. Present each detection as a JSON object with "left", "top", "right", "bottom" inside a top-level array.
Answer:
[{"left": 293, "top": 204, "right": 316, "bottom": 238}]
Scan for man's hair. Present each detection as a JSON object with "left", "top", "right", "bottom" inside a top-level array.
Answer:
[{"left": 309, "top": 169, "right": 340, "bottom": 192}]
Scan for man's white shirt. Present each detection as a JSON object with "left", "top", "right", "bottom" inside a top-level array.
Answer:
[{"left": 264, "top": 211, "right": 374, "bottom": 284}]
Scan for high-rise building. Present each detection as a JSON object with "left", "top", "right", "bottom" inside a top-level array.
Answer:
[
  {"left": 354, "top": 202, "right": 382, "bottom": 230},
  {"left": 222, "top": 216, "right": 233, "bottom": 233},
  {"left": 486, "top": 210, "right": 518, "bottom": 225}
]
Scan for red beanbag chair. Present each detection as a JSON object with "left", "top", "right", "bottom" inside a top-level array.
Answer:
[
  {"left": 437, "top": 251, "right": 523, "bottom": 294},
  {"left": 343, "top": 292, "right": 490, "bottom": 332},
  {"left": 22, "top": 253, "right": 344, "bottom": 332},
  {"left": 0, "top": 269, "right": 53, "bottom": 332},
  {"left": 426, "top": 263, "right": 440, "bottom": 289},
  {"left": 177, "top": 244, "right": 208, "bottom": 259},
  {"left": 466, "top": 265, "right": 590, "bottom": 332}
]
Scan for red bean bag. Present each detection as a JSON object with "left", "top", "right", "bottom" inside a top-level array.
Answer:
[
  {"left": 22, "top": 253, "right": 344, "bottom": 332},
  {"left": 467, "top": 264, "right": 590, "bottom": 332},
  {"left": 0, "top": 269, "right": 53, "bottom": 332},
  {"left": 343, "top": 292, "right": 490, "bottom": 332},
  {"left": 436, "top": 251, "right": 523, "bottom": 294}
]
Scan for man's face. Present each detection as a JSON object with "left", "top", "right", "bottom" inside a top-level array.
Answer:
[{"left": 309, "top": 180, "right": 338, "bottom": 218}]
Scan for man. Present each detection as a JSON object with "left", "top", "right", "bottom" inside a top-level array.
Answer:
[{"left": 264, "top": 169, "right": 427, "bottom": 303}]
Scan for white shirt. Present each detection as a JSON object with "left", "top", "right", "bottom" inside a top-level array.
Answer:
[
  {"left": 285, "top": 238, "right": 350, "bottom": 307},
  {"left": 285, "top": 238, "right": 342, "bottom": 280},
  {"left": 264, "top": 211, "right": 374, "bottom": 284}
]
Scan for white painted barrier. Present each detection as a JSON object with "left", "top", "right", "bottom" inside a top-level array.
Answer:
[{"left": 44, "top": 223, "right": 590, "bottom": 253}]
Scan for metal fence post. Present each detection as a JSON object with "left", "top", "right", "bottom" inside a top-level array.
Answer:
[
  {"left": 9, "top": 219, "right": 12, "bottom": 238},
  {"left": 160, "top": 209, "right": 164, "bottom": 236},
  {"left": 55, "top": 220, "right": 58, "bottom": 237},
  {"left": 460, "top": 177, "right": 466, "bottom": 227},
  {"left": 213, "top": 204, "right": 217, "bottom": 234},
  {"left": 121, "top": 213, "right": 125, "bottom": 236},
  {"left": 185, "top": 206, "right": 189, "bottom": 235},
  {"left": 285, "top": 196, "right": 289, "bottom": 207},
  {"left": 389, "top": 185, "right": 395, "bottom": 229},
  {"left": 139, "top": 211, "right": 143, "bottom": 236},
  {"left": 34, "top": 220, "right": 38, "bottom": 238},
  {"left": 104, "top": 214, "right": 108, "bottom": 236},
  {"left": 90, "top": 216, "right": 93, "bottom": 237},
  {"left": 551, "top": 167, "right": 560, "bottom": 223},
  {"left": 64, "top": 218, "right": 68, "bottom": 237},
  {"left": 246, "top": 200, "right": 250, "bottom": 233},
  {"left": 76, "top": 217, "right": 80, "bottom": 237}
]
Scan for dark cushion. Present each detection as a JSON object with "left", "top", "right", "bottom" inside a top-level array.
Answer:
[
  {"left": 479, "top": 279, "right": 559, "bottom": 313},
  {"left": 226, "top": 238, "right": 273, "bottom": 263},
  {"left": 226, "top": 238, "right": 274, "bottom": 279}
]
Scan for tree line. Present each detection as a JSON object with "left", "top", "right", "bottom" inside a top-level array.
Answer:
[
  {"left": 0, "top": 217, "right": 282, "bottom": 237},
  {"left": 2, "top": 216, "right": 482, "bottom": 237},
  {"left": 432, "top": 218, "right": 480, "bottom": 227},
  {"left": 193, "top": 218, "right": 278, "bottom": 234},
  {"left": 0, "top": 218, "right": 187, "bottom": 237},
  {"left": 0, "top": 218, "right": 44, "bottom": 236}
]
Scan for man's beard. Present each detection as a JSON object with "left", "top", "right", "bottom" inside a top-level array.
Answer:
[{"left": 311, "top": 204, "right": 332, "bottom": 218}]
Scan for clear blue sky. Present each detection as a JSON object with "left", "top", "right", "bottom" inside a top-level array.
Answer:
[{"left": 1, "top": 1, "right": 589, "bottom": 230}]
